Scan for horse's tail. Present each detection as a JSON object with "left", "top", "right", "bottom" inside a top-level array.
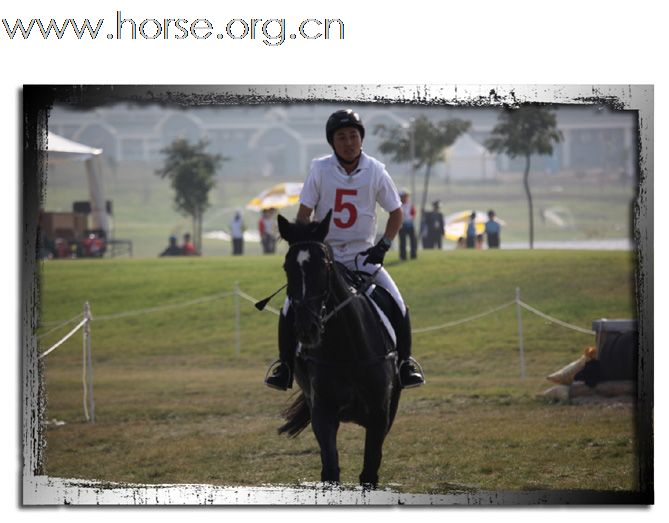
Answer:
[{"left": 278, "top": 392, "right": 311, "bottom": 438}]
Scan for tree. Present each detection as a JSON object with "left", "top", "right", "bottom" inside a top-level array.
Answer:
[
  {"left": 375, "top": 115, "right": 471, "bottom": 214},
  {"left": 485, "top": 106, "right": 562, "bottom": 249},
  {"left": 156, "top": 139, "right": 225, "bottom": 253}
]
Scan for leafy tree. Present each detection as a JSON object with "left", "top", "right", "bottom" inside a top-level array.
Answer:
[
  {"left": 485, "top": 106, "right": 563, "bottom": 249},
  {"left": 375, "top": 115, "right": 471, "bottom": 213},
  {"left": 156, "top": 139, "right": 225, "bottom": 253}
]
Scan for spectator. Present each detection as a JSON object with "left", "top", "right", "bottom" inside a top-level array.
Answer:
[
  {"left": 429, "top": 200, "right": 445, "bottom": 250},
  {"left": 485, "top": 209, "right": 501, "bottom": 248},
  {"left": 82, "top": 232, "right": 105, "bottom": 257},
  {"left": 258, "top": 211, "right": 267, "bottom": 252},
  {"left": 181, "top": 233, "right": 198, "bottom": 255},
  {"left": 398, "top": 189, "right": 417, "bottom": 260},
  {"left": 54, "top": 238, "right": 69, "bottom": 258},
  {"left": 260, "top": 208, "right": 278, "bottom": 254},
  {"left": 466, "top": 212, "right": 477, "bottom": 249},
  {"left": 160, "top": 235, "right": 182, "bottom": 256},
  {"left": 421, "top": 200, "right": 445, "bottom": 249},
  {"left": 420, "top": 211, "right": 431, "bottom": 249},
  {"left": 231, "top": 211, "right": 245, "bottom": 255}
]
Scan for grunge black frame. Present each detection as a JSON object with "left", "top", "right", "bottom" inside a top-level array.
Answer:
[{"left": 21, "top": 84, "right": 653, "bottom": 504}]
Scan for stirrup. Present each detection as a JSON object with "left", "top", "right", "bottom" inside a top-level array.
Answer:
[
  {"left": 264, "top": 359, "right": 293, "bottom": 391},
  {"left": 398, "top": 357, "right": 425, "bottom": 389}
]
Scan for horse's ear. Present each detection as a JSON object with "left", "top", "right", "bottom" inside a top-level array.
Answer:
[
  {"left": 314, "top": 209, "right": 332, "bottom": 242},
  {"left": 277, "top": 214, "right": 293, "bottom": 243}
]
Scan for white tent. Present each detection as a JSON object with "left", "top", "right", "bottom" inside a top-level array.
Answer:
[
  {"left": 442, "top": 133, "right": 497, "bottom": 181},
  {"left": 42, "top": 132, "right": 110, "bottom": 235}
]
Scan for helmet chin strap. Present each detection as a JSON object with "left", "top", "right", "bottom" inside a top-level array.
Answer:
[{"left": 334, "top": 150, "right": 362, "bottom": 167}]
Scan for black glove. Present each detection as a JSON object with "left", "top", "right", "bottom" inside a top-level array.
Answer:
[{"left": 363, "top": 237, "right": 392, "bottom": 265}]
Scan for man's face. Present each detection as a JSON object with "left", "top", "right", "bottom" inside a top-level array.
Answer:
[{"left": 332, "top": 127, "right": 362, "bottom": 162}]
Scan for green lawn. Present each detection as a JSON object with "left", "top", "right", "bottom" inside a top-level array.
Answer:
[{"left": 36, "top": 249, "right": 640, "bottom": 493}]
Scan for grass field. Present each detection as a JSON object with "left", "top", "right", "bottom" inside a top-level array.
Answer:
[{"left": 36, "top": 248, "right": 640, "bottom": 494}]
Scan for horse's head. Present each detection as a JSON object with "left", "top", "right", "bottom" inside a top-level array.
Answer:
[{"left": 278, "top": 210, "right": 333, "bottom": 347}]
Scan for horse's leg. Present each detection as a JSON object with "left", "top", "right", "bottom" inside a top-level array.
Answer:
[
  {"left": 311, "top": 402, "right": 340, "bottom": 483},
  {"left": 359, "top": 413, "right": 388, "bottom": 488}
]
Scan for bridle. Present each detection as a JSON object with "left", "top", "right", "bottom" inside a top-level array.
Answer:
[
  {"left": 256, "top": 239, "right": 381, "bottom": 334},
  {"left": 286, "top": 240, "right": 381, "bottom": 335},
  {"left": 285, "top": 240, "right": 336, "bottom": 334},
  {"left": 285, "top": 240, "right": 393, "bottom": 367}
]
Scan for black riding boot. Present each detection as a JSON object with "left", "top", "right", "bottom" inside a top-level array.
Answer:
[
  {"left": 396, "top": 308, "right": 425, "bottom": 388},
  {"left": 264, "top": 308, "right": 296, "bottom": 391}
]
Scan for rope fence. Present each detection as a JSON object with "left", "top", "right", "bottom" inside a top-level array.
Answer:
[
  {"left": 92, "top": 291, "right": 235, "bottom": 322},
  {"left": 38, "top": 303, "right": 95, "bottom": 423},
  {"left": 38, "top": 285, "right": 597, "bottom": 421},
  {"left": 411, "top": 301, "right": 517, "bottom": 334},
  {"left": 38, "top": 317, "right": 88, "bottom": 360},
  {"left": 517, "top": 300, "right": 596, "bottom": 335},
  {"left": 38, "top": 313, "right": 84, "bottom": 339}
]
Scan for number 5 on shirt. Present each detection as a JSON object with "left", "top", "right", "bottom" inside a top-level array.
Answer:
[{"left": 333, "top": 188, "right": 358, "bottom": 228}]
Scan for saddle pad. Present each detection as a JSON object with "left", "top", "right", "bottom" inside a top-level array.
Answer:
[{"left": 334, "top": 262, "right": 399, "bottom": 347}]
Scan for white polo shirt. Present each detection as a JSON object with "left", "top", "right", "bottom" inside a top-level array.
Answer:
[{"left": 300, "top": 152, "right": 401, "bottom": 263}]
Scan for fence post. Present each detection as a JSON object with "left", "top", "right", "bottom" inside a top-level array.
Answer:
[
  {"left": 81, "top": 302, "right": 95, "bottom": 422},
  {"left": 234, "top": 282, "right": 241, "bottom": 356},
  {"left": 515, "top": 288, "right": 526, "bottom": 379},
  {"left": 84, "top": 302, "right": 95, "bottom": 423},
  {"left": 83, "top": 302, "right": 95, "bottom": 422}
]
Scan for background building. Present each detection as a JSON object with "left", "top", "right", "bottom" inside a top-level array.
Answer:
[{"left": 49, "top": 103, "right": 637, "bottom": 180}]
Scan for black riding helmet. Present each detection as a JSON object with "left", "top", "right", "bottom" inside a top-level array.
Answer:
[{"left": 326, "top": 109, "right": 365, "bottom": 146}]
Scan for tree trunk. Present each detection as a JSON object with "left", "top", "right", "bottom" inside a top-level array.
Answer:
[
  {"left": 523, "top": 154, "right": 534, "bottom": 249},
  {"left": 419, "top": 163, "right": 433, "bottom": 248},
  {"left": 196, "top": 210, "right": 202, "bottom": 254},
  {"left": 420, "top": 162, "right": 433, "bottom": 215},
  {"left": 191, "top": 214, "right": 196, "bottom": 253},
  {"left": 192, "top": 211, "right": 201, "bottom": 254}
]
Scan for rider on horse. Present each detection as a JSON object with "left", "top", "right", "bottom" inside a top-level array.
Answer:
[{"left": 265, "top": 109, "right": 425, "bottom": 391}]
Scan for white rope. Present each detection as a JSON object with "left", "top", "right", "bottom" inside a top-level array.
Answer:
[
  {"left": 517, "top": 300, "right": 596, "bottom": 335},
  {"left": 37, "top": 313, "right": 84, "bottom": 340},
  {"left": 91, "top": 292, "right": 234, "bottom": 322},
  {"left": 37, "top": 289, "right": 595, "bottom": 356},
  {"left": 412, "top": 300, "right": 516, "bottom": 334},
  {"left": 39, "top": 318, "right": 88, "bottom": 359},
  {"left": 236, "top": 289, "right": 281, "bottom": 316}
]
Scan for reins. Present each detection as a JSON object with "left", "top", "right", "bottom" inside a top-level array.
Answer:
[
  {"left": 320, "top": 257, "right": 380, "bottom": 324},
  {"left": 289, "top": 241, "right": 381, "bottom": 329},
  {"left": 256, "top": 237, "right": 392, "bottom": 369},
  {"left": 255, "top": 240, "right": 381, "bottom": 330}
]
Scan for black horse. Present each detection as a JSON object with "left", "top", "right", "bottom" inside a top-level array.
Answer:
[{"left": 275, "top": 210, "right": 401, "bottom": 487}]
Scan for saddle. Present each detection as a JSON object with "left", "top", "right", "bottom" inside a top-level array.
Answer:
[{"left": 335, "top": 262, "right": 402, "bottom": 348}]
